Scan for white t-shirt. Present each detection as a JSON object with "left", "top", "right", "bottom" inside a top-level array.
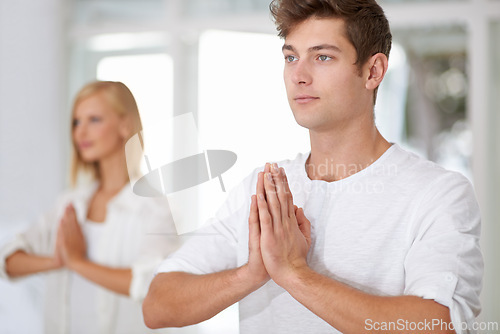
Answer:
[{"left": 157, "top": 144, "right": 483, "bottom": 334}]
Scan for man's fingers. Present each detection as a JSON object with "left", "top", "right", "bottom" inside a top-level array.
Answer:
[
  {"left": 281, "top": 167, "right": 294, "bottom": 218},
  {"left": 256, "top": 163, "right": 271, "bottom": 199},
  {"left": 264, "top": 162, "right": 271, "bottom": 174},
  {"left": 257, "top": 170, "right": 265, "bottom": 200},
  {"left": 296, "top": 208, "right": 312, "bottom": 247},
  {"left": 249, "top": 195, "right": 258, "bottom": 221},
  {"left": 248, "top": 195, "right": 260, "bottom": 245},
  {"left": 264, "top": 171, "right": 282, "bottom": 235},
  {"left": 257, "top": 193, "right": 273, "bottom": 235},
  {"left": 271, "top": 164, "right": 290, "bottom": 223}
]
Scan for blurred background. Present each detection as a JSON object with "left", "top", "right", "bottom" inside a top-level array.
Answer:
[{"left": 0, "top": 0, "right": 498, "bottom": 333}]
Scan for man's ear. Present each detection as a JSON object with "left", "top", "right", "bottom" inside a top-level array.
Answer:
[{"left": 365, "top": 53, "right": 388, "bottom": 90}]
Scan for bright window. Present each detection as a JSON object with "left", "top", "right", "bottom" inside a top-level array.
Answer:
[
  {"left": 97, "top": 53, "right": 174, "bottom": 173},
  {"left": 198, "top": 29, "right": 310, "bottom": 190}
]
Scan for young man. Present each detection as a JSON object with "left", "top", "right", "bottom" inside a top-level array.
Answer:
[{"left": 143, "top": 1, "right": 483, "bottom": 333}]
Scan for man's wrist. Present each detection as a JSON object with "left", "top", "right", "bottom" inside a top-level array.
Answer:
[
  {"left": 236, "top": 264, "right": 268, "bottom": 291},
  {"left": 236, "top": 264, "right": 256, "bottom": 287},
  {"left": 276, "top": 263, "right": 312, "bottom": 291}
]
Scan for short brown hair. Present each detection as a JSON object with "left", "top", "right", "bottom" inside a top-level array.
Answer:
[
  {"left": 70, "top": 81, "right": 143, "bottom": 186},
  {"left": 270, "top": 0, "right": 392, "bottom": 70}
]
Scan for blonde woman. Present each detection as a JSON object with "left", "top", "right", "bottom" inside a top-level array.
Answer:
[{"left": 0, "top": 81, "right": 179, "bottom": 334}]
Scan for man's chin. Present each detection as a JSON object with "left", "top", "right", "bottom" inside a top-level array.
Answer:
[{"left": 291, "top": 113, "right": 319, "bottom": 131}]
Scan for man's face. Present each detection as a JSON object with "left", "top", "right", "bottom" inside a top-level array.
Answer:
[{"left": 283, "top": 17, "right": 370, "bottom": 133}]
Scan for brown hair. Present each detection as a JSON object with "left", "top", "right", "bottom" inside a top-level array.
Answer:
[
  {"left": 70, "top": 81, "right": 143, "bottom": 186},
  {"left": 270, "top": 0, "right": 392, "bottom": 71}
]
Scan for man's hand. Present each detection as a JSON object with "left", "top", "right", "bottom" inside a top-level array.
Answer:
[
  {"left": 241, "top": 164, "right": 272, "bottom": 288},
  {"left": 257, "top": 163, "right": 311, "bottom": 287},
  {"left": 58, "top": 204, "right": 87, "bottom": 269}
]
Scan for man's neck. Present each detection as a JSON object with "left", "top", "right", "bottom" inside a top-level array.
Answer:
[{"left": 307, "top": 121, "right": 391, "bottom": 182}]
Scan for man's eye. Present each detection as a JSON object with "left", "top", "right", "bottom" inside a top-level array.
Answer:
[
  {"left": 90, "top": 117, "right": 102, "bottom": 122},
  {"left": 318, "top": 55, "right": 331, "bottom": 61},
  {"left": 285, "top": 55, "right": 297, "bottom": 63},
  {"left": 73, "top": 119, "right": 80, "bottom": 127}
]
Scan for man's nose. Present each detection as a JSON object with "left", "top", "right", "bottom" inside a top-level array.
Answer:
[{"left": 291, "top": 60, "right": 312, "bottom": 85}]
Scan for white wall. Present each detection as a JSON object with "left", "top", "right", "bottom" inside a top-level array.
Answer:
[
  {"left": 0, "top": 0, "right": 67, "bottom": 228},
  {"left": 0, "top": 0, "right": 67, "bottom": 332}
]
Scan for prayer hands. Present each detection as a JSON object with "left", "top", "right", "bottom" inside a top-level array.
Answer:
[
  {"left": 245, "top": 163, "right": 271, "bottom": 287},
  {"left": 247, "top": 162, "right": 311, "bottom": 288},
  {"left": 56, "top": 204, "right": 87, "bottom": 269}
]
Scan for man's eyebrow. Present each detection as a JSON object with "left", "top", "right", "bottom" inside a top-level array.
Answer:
[
  {"left": 282, "top": 44, "right": 296, "bottom": 52},
  {"left": 281, "top": 44, "right": 342, "bottom": 53},
  {"left": 308, "top": 44, "right": 342, "bottom": 53}
]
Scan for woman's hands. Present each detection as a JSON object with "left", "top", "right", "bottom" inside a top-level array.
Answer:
[
  {"left": 53, "top": 203, "right": 132, "bottom": 295},
  {"left": 55, "top": 204, "right": 87, "bottom": 270}
]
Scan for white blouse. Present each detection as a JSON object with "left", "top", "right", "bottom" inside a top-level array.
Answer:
[
  {"left": 70, "top": 220, "right": 104, "bottom": 334},
  {"left": 0, "top": 182, "right": 181, "bottom": 334}
]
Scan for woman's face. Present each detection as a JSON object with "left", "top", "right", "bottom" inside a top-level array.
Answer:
[{"left": 72, "top": 93, "right": 127, "bottom": 163}]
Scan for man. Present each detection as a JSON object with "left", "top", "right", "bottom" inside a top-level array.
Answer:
[{"left": 143, "top": 0, "right": 483, "bottom": 333}]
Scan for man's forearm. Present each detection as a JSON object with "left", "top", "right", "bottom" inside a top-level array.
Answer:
[
  {"left": 5, "top": 250, "right": 61, "bottom": 277},
  {"left": 282, "top": 266, "right": 454, "bottom": 334},
  {"left": 143, "top": 265, "right": 263, "bottom": 329}
]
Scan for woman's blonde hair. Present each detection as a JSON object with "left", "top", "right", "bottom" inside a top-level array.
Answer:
[{"left": 70, "top": 81, "right": 143, "bottom": 186}]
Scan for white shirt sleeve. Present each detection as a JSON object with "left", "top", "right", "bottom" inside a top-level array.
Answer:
[
  {"left": 404, "top": 172, "right": 483, "bottom": 333},
  {"left": 156, "top": 173, "right": 253, "bottom": 276},
  {"left": 0, "top": 195, "right": 66, "bottom": 281},
  {"left": 128, "top": 198, "right": 182, "bottom": 301}
]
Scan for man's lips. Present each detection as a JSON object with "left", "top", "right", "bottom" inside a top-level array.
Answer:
[{"left": 294, "top": 95, "right": 319, "bottom": 104}]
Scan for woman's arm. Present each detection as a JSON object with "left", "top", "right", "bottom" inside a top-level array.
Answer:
[
  {"left": 5, "top": 250, "right": 62, "bottom": 278},
  {"left": 5, "top": 216, "right": 64, "bottom": 278},
  {"left": 1, "top": 196, "right": 65, "bottom": 280},
  {"left": 59, "top": 204, "right": 132, "bottom": 295},
  {"left": 69, "top": 259, "right": 132, "bottom": 296}
]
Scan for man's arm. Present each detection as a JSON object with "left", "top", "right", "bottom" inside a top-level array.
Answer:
[
  {"left": 143, "top": 265, "right": 263, "bottom": 328},
  {"left": 258, "top": 164, "right": 454, "bottom": 334},
  {"left": 281, "top": 266, "right": 452, "bottom": 334},
  {"left": 143, "top": 166, "right": 273, "bottom": 329}
]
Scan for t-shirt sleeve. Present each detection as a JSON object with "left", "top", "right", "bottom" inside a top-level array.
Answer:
[
  {"left": 129, "top": 198, "right": 182, "bottom": 301},
  {"left": 404, "top": 173, "right": 483, "bottom": 333},
  {"left": 155, "top": 173, "right": 253, "bottom": 276}
]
